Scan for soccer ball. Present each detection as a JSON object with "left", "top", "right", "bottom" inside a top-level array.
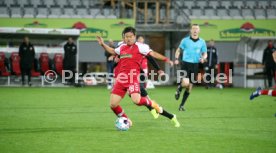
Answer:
[{"left": 115, "top": 117, "right": 130, "bottom": 131}]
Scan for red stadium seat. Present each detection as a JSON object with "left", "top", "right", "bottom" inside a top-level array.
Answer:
[
  {"left": 0, "top": 52, "right": 10, "bottom": 76},
  {"left": 53, "top": 53, "right": 63, "bottom": 75},
  {"left": 39, "top": 52, "right": 50, "bottom": 74},
  {"left": 31, "top": 64, "right": 40, "bottom": 77},
  {"left": 10, "top": 52, "right": 21, "bottom": 76}
]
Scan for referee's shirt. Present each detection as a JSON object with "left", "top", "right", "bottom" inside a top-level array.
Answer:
[{"left": 179, "top": 36, "right": 207, "bottom": 63}]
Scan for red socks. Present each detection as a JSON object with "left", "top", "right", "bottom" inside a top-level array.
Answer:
[
  {"left": 260, "top": 90, "right": 276, "bottom": 96},
  {"left": 137, "top": 97, "right": 152, "bottom": 106},
  {"left": 111, "top": 105, "right": 128, "bottom": 118}
]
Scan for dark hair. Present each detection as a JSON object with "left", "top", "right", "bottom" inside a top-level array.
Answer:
[
  {"left": 137, "top": 35, "right": 144, "bottom": 39},
  {"left": 122, "top": 26, "right": 136, "bottom": 37}
]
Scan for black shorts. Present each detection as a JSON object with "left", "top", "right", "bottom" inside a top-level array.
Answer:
[{"left": 180, "top": 61, "right": 199, "bottom": 83}]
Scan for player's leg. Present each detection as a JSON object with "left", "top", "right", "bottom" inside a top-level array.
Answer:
[
  {"left": 179, "top": 82, "right": 192, "bottom": 111},
  {"left": 139, "top": 86, "right": 180, "bottom": 127},
  {"left": 179, "top": 63, "right": 198, "bottom": 111},
  {"left": 131, "top": 92, "right": 163, "bottom": 113},
  {"left": 175, "top": 63, "right": 185, "bottom": 100},
  {"left": 140, "top": 85, "right": 159, "bottom": 119},
  {"left": 175, "top": 81, "right": 183, "bottom": 100},
  {"left": 27, "top": 67, "right": 32, "bottom": 86},
  {"left": 250, "top": 87, "right": 276, "bottom": 100},
  {"left": 20, "top": 66, "right": 25, "bottom": 85},
  {"left": 110, "top": 93, "right": 133, "bottom": 126},
  {"left": 111, "top": 80, "right": 133, "bottom": 125}
]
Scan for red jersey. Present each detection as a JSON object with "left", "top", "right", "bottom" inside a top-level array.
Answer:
[{"left": 114, "top": 42, "right": 151, "bottom": 75}]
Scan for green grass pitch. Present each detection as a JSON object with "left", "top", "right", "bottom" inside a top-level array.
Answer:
[{"left": 0, "top": 86, "right": 275, "bottom": 153}]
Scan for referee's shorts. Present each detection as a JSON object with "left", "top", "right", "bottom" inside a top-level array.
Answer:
[{"left": 180, "top": 61, "right": 199, "bottom": 84}]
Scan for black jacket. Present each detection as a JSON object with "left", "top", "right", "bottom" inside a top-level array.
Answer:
[
  {"left": 63, "top": 42, "right": 77, "bottom": 67},
  {"left": 205, "top": 46, "right": 218, "bottom": 67},
  {"left": 19, "top": 42, "right": 35, "bottom": 69},
  {"left": 263, "top": 46, "right": 276, "bottom": 66},
  {"left": 105, "top": 45, "right": 115, "bottom": 61}
]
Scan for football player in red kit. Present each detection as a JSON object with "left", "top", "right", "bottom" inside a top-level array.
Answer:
[{"left": 97, "top": 27, "right": 173, "bottom": 126}]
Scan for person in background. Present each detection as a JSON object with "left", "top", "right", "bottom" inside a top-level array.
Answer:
[
  {"left": 19, "top": 36, "right": 35, "bottom": 86},
  {"left": 174, "top": 24, "right": 207, "bottom": 111},
  {"left": 63, "top": 37, "right": 77, "bottom": 85},
  {"left": 263, "top": 40, "right": 276, "bottom": 88},
  {"left": 105, "top": 39, "right": 115, "bottom": 89},
  {"left": 204, "top": 39, "right": 219, "bottom": 89}
]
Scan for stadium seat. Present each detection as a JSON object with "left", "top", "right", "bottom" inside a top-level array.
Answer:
[
  {"left": 44, "top": 0, "right": 55, "bottom": 8},
  {"left": 183, "top": 7, "right": 190, "bottom": 16},
  {"left": 255, "top": 9, "right": 266, "bottom": 19},
  {"left": 183, "top": 0, "right": 195, "bottom": 9},
  {"left": 209, "top": 0, "right": 220, "bottom": 9},
  {"left": 175, "top": 0, "right": 183, "bottom": 7},
  {"left": 196, "top": 0, "right": 207, "bottom": 9},
  {"left": 56, "top": 0, "right": 68, "bottom": 8},
  {"left": 29, "top": 0, "right": 42, "bottom": 7},
  {"left": 18, "top": 0, "right": 29, "bottom": 7},
  {"left": 31, "top": 64, "right": 40, "bottom": 77},
  {"left": 0, "top": 6, "right": 9, "bottom": 18},
  {"left": 190, "top": 9, "right": 202, "bottom": 19},
  {"left": 10, "top": 52, "right": 21, "bottom": 76},
  {"left": 23, "top": 6, "right": 35, "bottom": 18},
  {"left": 82, "top": 0, "right": 91, "bottom": 8},
  {"left": 69, "top": 0, "right": 80, "bottom": 8},
  {"left": 0, "top": 52, "right": 10, "bottom": 85},
  {"left": 103, "top": 7, "right": 111, "bottom": 16},
  {"left": 217, "top": 8, "right": 230, "bottom": 19},
  {"left": 271, "top": 1, "right": 276, "bottom": 8},
  {"left": 60, "top": 7, "right": 75, "bottom": 18},
  {"left": 232, "top": 0, "right": 244, "bottom": 9},
  {"left": 53, "top": 53, "right": 63, "bottom": 76},
  {"left": 220, "top": 0, "right": 232, "bottom": 9},
  {"left": 229, "top": 8, "right": 243, "bottom": 19},
  {"left": 203, "top": 8, "right": 219, "bottom": 19},
  {"left": 258, "top": 0, "right": 269, "bottom": 8},
  {"left": 4, "top": 0, "right": 16, "bottom": 7},
  {"left": 48, "top": 6, "right": 62, "bottom": 18},
  {"left": 39, "top": 53, "right": 50, "bottom": 75},
  {"left": 36, "top": 5, "right": 48, "bottom": 18},
  {"left": 245, "top": 1, "right": 257, "bottom": 9},
  {"left": 0, "top": 52, "right": 10, "bottom": 77},
  {"left": 10, "top": 5, "right": 22, "bottom": 18},
  {"left": 75, "top": 7, "right": 90, "bottom": 18},
  {"left": 89, "top": 8, "right": 100, "bottom": 18},
  {"left": 241, "top": 9, "right": 254, "bottom": 19},
  {"left": 267, "top": 8, "right": 276, "bottom": 19}
]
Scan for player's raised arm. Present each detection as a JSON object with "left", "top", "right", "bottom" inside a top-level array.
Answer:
[
  {"left": 149, "top": 51, "right": 173, "bottom": 67},
  {"left": 96, "top": 36, "right": 116, "bottom": 55}
]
